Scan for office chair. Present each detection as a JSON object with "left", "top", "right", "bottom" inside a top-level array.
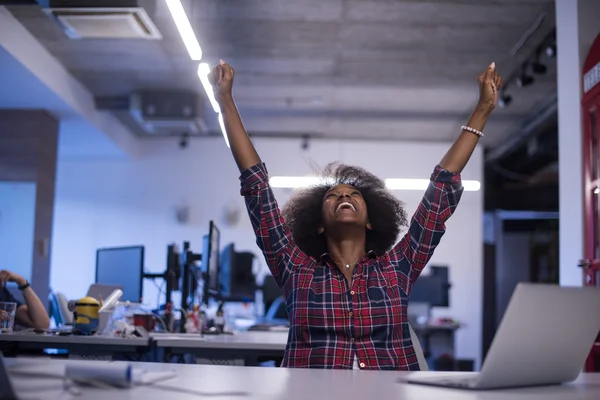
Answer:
[
  {"left": 49, "top": 292, "right": 73, "bottom": 326},
  {"left": 265, "top": 296, "right": 287, "bottom": 320},
  {"left": 408, "top": 323, "right": 429, "bottom": 371},
  {"left": 261, "top": 275, "right": 282, "bottom": 313}
]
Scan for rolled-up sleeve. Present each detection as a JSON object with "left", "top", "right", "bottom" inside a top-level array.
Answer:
[
  {"left": 386, "top": 165, "right": 464, "bottom": 293},
  {"left": 240, "top": 163, "right": 307, "bottom": 287}
]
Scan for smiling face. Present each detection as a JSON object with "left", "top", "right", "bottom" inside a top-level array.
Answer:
[{"left": 319, "top": 184, "right": 371, "bottom": 234}]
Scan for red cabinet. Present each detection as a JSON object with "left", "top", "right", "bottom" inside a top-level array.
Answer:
[{"left": 582, "top": 33, "right": 600, "bottom": 373}]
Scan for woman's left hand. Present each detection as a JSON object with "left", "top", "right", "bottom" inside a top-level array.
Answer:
[
  {"left": 0, "top": 270, "right": 26, "bottom": 287},
  {"left": 477, "top": 62, "right": 504, "bottom": 112}
]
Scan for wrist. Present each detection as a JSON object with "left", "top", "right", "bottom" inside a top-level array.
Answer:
[
  {"left": 15, "top": 278, "right": 27, "bottom": 287},
  {"left": 217, "top": 93, "right": 234, "bottom": 105},
  {"left": 475, "top": 101, "right": 494, "bottom": 116}
]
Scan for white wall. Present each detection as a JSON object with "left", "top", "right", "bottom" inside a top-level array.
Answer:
[
  {"left": 50, "top": 136, "right": 484, "bottom": 366},
  {"left": 0, "top": 182, "right": 36, "bottom": 281}
]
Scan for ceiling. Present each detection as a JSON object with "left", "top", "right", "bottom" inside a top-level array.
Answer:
[{"left": 6, "top": 0, "right": 557, "bottom": 150}]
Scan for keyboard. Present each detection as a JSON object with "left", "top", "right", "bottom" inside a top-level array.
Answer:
[
  {"left": 248, "top": 324, "right": 289, "bottom": 332},
  {"left": 408, "top": 374, "right": 480, "bottom": 389}
]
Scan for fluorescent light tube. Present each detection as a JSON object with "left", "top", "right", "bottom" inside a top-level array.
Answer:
[
  {"left": 385, "top": 178, "right": 481, "bottom": 192},
  {"left": 270, "top": 176, "right": 325, "bottom": 188},
  {"left": 270, "top": 176, "right": 481, "bottom": 191},
  {"left": 198, "top": 63, "right": 221, "bottom": 113},
  {"left": 165, "top": 0, "right": 203, "bottom": 60},
  {"left": 198, "top": 63, "right": 229, "bottom": 148},
  {"left": 218, "top": 113, "right": 230, "bottom": 148}
]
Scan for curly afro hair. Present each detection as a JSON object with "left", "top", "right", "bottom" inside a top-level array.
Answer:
[{"left": 281, "top": 163, "right": 408, "bottom": 260}]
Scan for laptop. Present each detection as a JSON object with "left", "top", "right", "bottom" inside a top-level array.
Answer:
[
  {"left": 408, "top": 283, "right": 600, "bottom": 390},
  {"left": 86, "top": 284, "right": 123, "bottom": 302},
  {"left": 0, "top": 353, "right": 18, "bottom": 400}
]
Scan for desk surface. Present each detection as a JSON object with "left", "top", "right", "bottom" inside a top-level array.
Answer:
[
  {"left": 152, "top": 330, "right": 289, "bottom": 351},
  {"left": 0, "top": 331, "right": 149, "bottom": 347},
  {"left": 7, "top": 358, "right": 600, "bottom": 400}
]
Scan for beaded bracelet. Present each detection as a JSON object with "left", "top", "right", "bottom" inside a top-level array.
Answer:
[{"left": 461, "top": 125, "right": 484, "bottom": 137}]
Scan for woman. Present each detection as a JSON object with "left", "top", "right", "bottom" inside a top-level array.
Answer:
[
  {"left": 210, "top": 60, "right": 502, "bottom": 370},
  {"left": 0, "top": 269, "right": 50, "bottom": 330}
]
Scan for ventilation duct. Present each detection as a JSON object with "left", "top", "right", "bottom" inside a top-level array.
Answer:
[{"left": 128, "top": 91, "right": 207, "bottom": 136}]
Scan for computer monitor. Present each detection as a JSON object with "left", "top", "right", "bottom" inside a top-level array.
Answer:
[
  {"left": 166, "top": 244, "right": 180, "bottom": 291},
  {"left": 219, "top": 243, "right": 235, "bottom": 296},
  {"left": 202, "top": 220, "right": 220, "bottom": 304},
  {"left": 95, "top": 246, "right": 144, "bottom": 303},
  {"left": 409, "top": 266, "right": 450, "bottom": 307},
  {"left": 220, "top": 243, "right": 256, "bottom": 300}
]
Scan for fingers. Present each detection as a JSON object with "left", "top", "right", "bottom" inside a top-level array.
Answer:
[
  {"left": 0, "top": 270, "right": 9, "bottom": 287},
  {"left": 482, "top": 62, "right": 494, "bottom": 82},
  {"left": 479, "top": 62, "right": 504, "bottom": 94},
  {"left": 208, "top": 60, "right": 234, "bottom": 90},
  {"left": 208, "top": 66, "right": 223, "bottom": 85},
  {"left": 495, "top": 74, "right": 504, "bottom": 90},
  {"left": 208, "top": 68, "right": 218, "bottom": 87},
  {"left": 219, "top": 59, "right": 235, "bottom": 80}
]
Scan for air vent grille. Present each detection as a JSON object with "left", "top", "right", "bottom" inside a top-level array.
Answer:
[{"left": 44, "top": 8, "right": 162, "bottom": 40}]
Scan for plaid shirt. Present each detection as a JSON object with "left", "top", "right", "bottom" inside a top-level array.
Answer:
[{"left": 240, "top": 163, "right": 463, "bottom": 370}]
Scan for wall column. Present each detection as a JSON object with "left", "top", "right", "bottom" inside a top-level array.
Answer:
[{"left": 0, "top": 110, "right": 58, "bottom": 306}]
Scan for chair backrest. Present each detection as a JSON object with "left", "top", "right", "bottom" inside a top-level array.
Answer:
[
  {"left": 408, "top": 322, "right": 429, "bottom": 371},
  {"left": 261, "top": 275, "right": 282, "bottom": 312},
  {"left": 49, "top": 292, "right": 73, "bottom": 326},
  {"left": 265, "top": 296, "right": 287, "bottom": 320}
]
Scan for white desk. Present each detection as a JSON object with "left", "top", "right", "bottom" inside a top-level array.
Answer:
[
  {"left": 152, "top": 330, "right": 288, "bottom": 351},
  {"left": 0, "top": 332, "right": 151, "bottom": 359},
  {"left": 7, "top": 358, "right": 600, "bottom": 400},
  {"left": 0, "top": 332, "right": 148, "bottom": 347},
  {"left": 151, "top": 330, "right": 288, "bottom": 365}
]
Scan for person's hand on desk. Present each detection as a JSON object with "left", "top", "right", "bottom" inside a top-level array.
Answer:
[{"left": 0, "top": 270, "right": 27, "bottom": 287}]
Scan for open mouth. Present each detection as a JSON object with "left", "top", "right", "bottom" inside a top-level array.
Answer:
[{"left": 335, "top": 201, "right": 356, "bottom": 213}]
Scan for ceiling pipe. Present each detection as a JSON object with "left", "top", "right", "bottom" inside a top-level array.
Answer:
[{"left": 485, "top": 93, "right": 557, "bottom": 164}]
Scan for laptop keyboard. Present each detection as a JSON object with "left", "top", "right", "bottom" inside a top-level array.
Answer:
[{"left": 438, "top": 377, "right": 478, "bottom": 388}]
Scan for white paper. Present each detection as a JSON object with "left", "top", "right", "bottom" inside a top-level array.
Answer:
[{"left": 65, "top": 363, "right": 132, "bottom": 388}]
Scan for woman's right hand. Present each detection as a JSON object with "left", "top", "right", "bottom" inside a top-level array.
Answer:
[{"left": 209, "top": 59, "right": 235, "bottom": 101}]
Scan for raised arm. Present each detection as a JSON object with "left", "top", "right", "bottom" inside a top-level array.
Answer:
[
  {"left": 388, "top": 63, "right": 503, "bottom": 293},
  {"left": 210, "top": 61, "right": 308, "bottom": 287},
  {"left": 439, "top": 62, "right": 502, "bottom": 173},
  {"left": 211, "top": 60, "right": 261, "bottom": 173}
]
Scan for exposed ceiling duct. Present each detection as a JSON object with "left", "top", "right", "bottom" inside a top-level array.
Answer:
[
  {"left": 129, "top": 91, "right": 207, "bottom": 136},
  {"left": 485, "top": 93, "right": 557, "bottom": 164},
  {"left": 40, "top": 0, "right": 161, "bottom": 39},
  {"left": 96, "top": 91, "right": 208, "bottom": 137}
]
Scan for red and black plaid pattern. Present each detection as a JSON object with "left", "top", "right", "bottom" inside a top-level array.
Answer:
[{"left": 240, "top": 163, "right": 463, "bottom": 370}]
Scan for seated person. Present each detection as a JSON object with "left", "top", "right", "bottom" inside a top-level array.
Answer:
[{"left": 0, "top": 269, "right": 50, "bottom": 330}]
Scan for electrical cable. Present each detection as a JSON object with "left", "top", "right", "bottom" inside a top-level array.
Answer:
[{"left": 510, "top": 12, "right": 546, "bottom": 56}]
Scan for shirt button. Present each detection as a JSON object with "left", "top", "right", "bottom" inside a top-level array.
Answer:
[
  {"left": 348, "top": 311, "right": 353, "bottom": 317},
  {"left": 350, "top": 290, "right": 355, "bottom": 295},
  {"left": 350, "top": 338, "right": 354, "bottom": 342},
  {"left": 359, "top": 362, "right": 366, "bottom": 368}
]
